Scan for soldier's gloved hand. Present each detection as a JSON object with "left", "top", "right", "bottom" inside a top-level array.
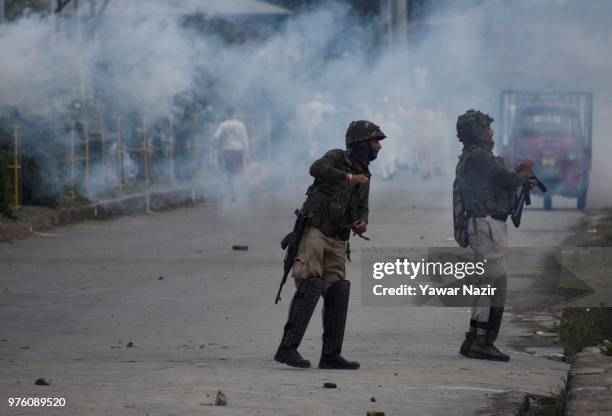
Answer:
[
  {"left": 527, "top": 177, "right": 538, "bottom": 189},
  {"left": 352, "top": 221, "right": 367, "bottom": 235},
  {"left": 347, "top": 173, "right": 369, "bottom": 185},
  {"left": 516, "top": 160, "right": 534, "bottom": 176}
]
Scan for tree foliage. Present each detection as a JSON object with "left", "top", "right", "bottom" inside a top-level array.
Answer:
[{"left": 5, "top": 0, "right": 48, "bottom": 21}]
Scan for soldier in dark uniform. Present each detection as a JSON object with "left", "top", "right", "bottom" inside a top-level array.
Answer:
[
  {"left": 454, "top": 109, "right": 533, "bottom": 361},
  {"left": 274, "top": 120, "right": 386, "bottom": 369}
]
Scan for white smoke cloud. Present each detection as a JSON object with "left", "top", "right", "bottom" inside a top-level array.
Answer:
[
  {"left": 0, "top": 15, "right": 81, "bottom": 114},
  {"left": 0, "top": 0, "right": 610, "bottom": 207}
]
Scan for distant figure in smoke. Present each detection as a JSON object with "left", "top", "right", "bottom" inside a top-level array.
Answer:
[
  {"left": 296, "top": 92, "right": 335, "bottom": 158},
  {"left": 411, "top": 106, "right": 440, "bottom": 179},
  {"left": 213, "top": 107, "right": 249, "bottom": 200},
  {"left": 454, "top": 109, "right": 533, "bottom": 362},
  {"left": 371, "top": 109, "right": 400, "bottom": 180},
  {"left": 274, "top": 120, "right": 386, "bottom": 370}
]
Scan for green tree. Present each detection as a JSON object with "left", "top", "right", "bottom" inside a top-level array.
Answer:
[{"left": 5, "top": 0, "right": 48, "bottom": 21}]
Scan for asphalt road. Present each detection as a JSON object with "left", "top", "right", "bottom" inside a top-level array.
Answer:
[{"left": 0, "top": 172, "right": 584, "bottom": 415}]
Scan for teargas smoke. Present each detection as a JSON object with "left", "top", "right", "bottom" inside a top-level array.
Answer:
[{"left": 0, "top": 0, "right": 610, "bottom": 207}]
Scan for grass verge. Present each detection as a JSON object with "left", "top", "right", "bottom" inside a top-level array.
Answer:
[
  {"left": 550, "top": 209, "right": 612, "bottom": 360},
  {"left": 528, "top": 210, "right": 612, "bottom": 415},
  {"left": 549, "top": 307, "right": 612, "bottom": 360},
  {"left": 529, "top": 383, "right": 567, "bottom": 416}
]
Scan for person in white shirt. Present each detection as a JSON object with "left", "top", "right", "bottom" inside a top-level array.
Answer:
[{"left": 213, "top": 107, "right": 249, "bottom": 200}]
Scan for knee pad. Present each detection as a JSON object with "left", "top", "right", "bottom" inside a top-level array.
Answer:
[
  {"left": 295, "top": 276, "right": 324, "bottom": 299},
  {"left": 281, "top": 277, "right": 324, "bottom": 349},
  {"left": 325, "top": 280, "right": 350, "bottom": 304}
]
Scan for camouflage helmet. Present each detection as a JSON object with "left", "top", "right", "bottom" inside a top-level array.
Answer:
[
  {"left": 456, "top": 109, "right": 494, "bottom": 143},
  {"left": 345, "top": 120, "right": 386, "bottom": 148}
]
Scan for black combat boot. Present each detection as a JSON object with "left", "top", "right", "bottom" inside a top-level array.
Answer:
[
  {"left": 275, "top": 277, "right": 324, "bottom": 368},
  {"left": 319, "top": 280, "right": 360, "bottom": 370},
  {"left": 459, "top": 331, "right": 476, "bottom": 357},
  {"left": 467, "top": 335, "right": 510, "bottom": 362},
  {"left": 274, "top": 348, "right": 310, "bottom": 368}
]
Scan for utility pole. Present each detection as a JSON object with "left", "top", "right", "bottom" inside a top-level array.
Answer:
[
  {"left": 48, "top": 0, "right": 57, "bottom": 32},
  {"left": 381, "top": 0, "right": 392, "bottom": 48},
  {"left": 393, "top": 0, "right": 409, "bottom": 47},
  {"left": 0, "top": 0, "right": 6, "bottom": 24},
  {"left": 70, "top": 0, "right": 87, "bottom": 102},
  {"left": 381, "top": 0, "right": 411, "bottom": 49}
]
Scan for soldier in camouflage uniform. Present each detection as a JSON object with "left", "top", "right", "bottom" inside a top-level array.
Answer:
[
  {"left": 274, "top": 120, "right": 386, "bottom": 369},
  {"left": 454, "top": 109, "right": 533, "bottom": 362}
]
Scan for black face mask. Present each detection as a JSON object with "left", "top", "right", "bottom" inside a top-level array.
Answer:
[
  {"left": 481, "top": 139, "right": 494, "bottom": 152},
  {"left": 349, "top": 141, "right": 378, "bottom": 163},
  {"left": 369, "top": 145, "right": 379, "bottom": 161}
]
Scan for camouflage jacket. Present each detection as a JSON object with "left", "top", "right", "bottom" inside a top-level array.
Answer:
[
  {"left": 302, "top": 149, "right": 370, "bottom": 241},
  {"left": 456, "top": 144, "right": 529, "bottom": 217}
]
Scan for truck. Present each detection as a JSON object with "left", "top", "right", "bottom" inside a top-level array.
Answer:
[{"left": 498, "top": 90, "right": 593, "bottom": 210}]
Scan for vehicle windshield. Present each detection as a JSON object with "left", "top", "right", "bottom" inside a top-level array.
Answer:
[{"left": 513, "top": 107, "right": 582, "bottom": 137}]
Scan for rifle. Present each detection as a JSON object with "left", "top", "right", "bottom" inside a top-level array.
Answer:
[
  {"left": 275, "top": 209, "right": 308, "bottom": 304},
  {"left": 511, "top": 175, "right": 548, "bottom": 228}
]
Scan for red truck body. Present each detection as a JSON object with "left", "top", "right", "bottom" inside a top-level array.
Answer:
[{"left": 498, "top": 91, "right": 593, "bottom": 210}]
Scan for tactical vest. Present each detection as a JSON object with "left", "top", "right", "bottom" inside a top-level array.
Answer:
[
  {"left": 455, "top": 145, "right": 517, "bottom": 217},
  {"left": 302, "top": 151, "right": 367, "bottom": 241}
]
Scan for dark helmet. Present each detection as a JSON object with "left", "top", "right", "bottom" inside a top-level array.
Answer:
[
  {"left": 456, "top": 109, "right": 494, "bottom": 143},
  {"left": 345, "top": 120, "right": 386, "bottom": 148}
]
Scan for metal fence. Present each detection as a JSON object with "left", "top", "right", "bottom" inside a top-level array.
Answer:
[{"left": 3, "top": 111, "right": 272, "bottom": 208}]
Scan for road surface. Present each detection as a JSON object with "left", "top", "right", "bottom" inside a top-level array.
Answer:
[{"left": 0, "top": 172, "right": 584, "bottom": 415}]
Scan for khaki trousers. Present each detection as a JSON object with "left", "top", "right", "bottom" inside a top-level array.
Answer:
[{"left": 292, "top": 226, "right": 347, "bottom": 293}]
